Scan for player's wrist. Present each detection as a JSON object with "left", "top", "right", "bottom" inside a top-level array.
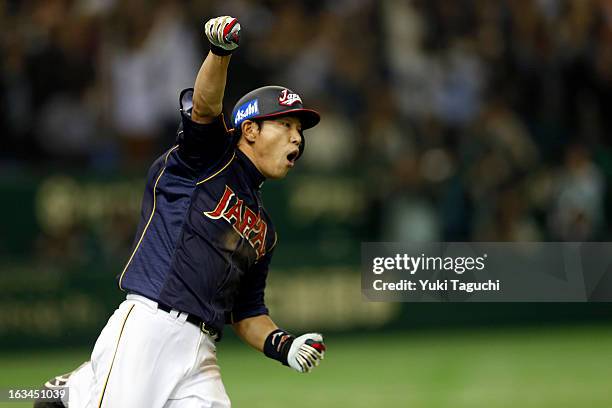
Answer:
[
  {"left": 209, "top": 44, "right": 234, "bottom": 57},
  {"left": 263, "top": 329, "right": 295, "bottom": 366}
]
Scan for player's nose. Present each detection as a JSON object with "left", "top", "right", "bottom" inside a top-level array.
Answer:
[{"left": 289, "top": 129, "right": 302, "bottom": 146}]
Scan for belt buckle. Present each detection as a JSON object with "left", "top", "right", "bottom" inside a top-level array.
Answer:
[{"left": 200, "top": 322, "right": 217, "bottom": 338}]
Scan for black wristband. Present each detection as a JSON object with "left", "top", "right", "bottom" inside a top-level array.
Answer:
[
  {"left": 264, "top": 329, "right": 295, "bottom": 366},
  {"left": 209, "top": 43, "right": 233, "bottom": 56}
]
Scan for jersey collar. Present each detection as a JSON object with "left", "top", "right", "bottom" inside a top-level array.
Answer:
[{"left": 236, "top": 149, "right": 266, "bottom": 189}]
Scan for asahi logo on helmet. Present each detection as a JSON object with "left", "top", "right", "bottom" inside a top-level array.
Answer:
[
  {"left": 234, "top": 99, "right": 259, "bottom": 126},
  {"left": 278, "top": 89, "right": 302, "bottom": 106}
]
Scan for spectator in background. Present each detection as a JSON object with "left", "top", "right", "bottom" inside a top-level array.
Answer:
[
  {"left": 550, "top": 145, "right": 605, "bottom": 241},
  {"left": 105, "top": 0, "right": 199, "bottom": 167},
  {"left": 35, "top": 13, "right": 99, "bottom": 162}
]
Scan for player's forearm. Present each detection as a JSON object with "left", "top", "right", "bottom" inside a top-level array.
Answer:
[
  {"left": 232, "top": 314, "right": 278, "bottom": 352},
  {"left": 191, "top": 52, "right": 231, "bottom": 124}
]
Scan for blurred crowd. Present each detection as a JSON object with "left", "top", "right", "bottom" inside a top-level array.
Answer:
[{"left": 1, "top": 0, "right": 611, "bottom": 244}]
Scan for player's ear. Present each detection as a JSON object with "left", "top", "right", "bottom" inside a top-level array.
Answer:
[{"left": 241, "top": 120, "right": 259, "bottom": 143}]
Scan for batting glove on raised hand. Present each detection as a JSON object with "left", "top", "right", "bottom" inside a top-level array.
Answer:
[
  {"left": 287, "top": 333, "right": 326, "bottom": 373},
  {"left": 204, "top": 16, "right": 241, "bottom": 56}
]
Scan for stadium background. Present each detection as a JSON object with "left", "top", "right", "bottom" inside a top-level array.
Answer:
[{"left": 1, "top": 0, "right": 612, "bottom": 406}]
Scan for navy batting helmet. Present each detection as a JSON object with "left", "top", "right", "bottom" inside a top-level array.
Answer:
[{"left": 231, "top": 86, "right": 320, "bottom": 159}]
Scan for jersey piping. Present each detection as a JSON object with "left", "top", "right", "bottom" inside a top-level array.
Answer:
[
  {"left": 118, "top": 146, "right": 179, "bottom": 290},
  {"left": 196, "top": 152, "right": 236, "bottom": 185}
]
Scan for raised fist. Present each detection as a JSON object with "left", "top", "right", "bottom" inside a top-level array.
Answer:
[{"left": 204, "top": 16, "right": 241, "bottom": 56}]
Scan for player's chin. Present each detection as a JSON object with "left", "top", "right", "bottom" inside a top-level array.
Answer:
[
  {"left": 269, "top": 169, "right": 290, "bottom": 180},
  {"left": 268, "top": 163, "right": 292, "bottom": 179}
]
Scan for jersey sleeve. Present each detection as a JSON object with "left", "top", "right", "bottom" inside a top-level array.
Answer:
[
  {"left": 228, "top": 250, "right": 273, "bottom": 324},
  {"left": 176, "top": 88, "right": 235, "bottom": 171}
]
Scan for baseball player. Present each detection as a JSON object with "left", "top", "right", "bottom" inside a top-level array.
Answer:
[{"left": 35, "top": 15, "right": 326, "bottom": 408}]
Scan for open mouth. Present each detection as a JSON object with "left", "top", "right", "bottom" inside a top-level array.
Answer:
[{"left": 287, "top": 151, "right": 299, "bottom": 164}]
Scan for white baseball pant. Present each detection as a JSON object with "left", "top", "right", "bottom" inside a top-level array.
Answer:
[{"left": 65, "top": 294, "right": 230, "bottom": 408}]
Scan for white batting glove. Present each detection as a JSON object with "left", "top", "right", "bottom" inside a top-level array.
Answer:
[
  {"left": 204, "top": 16, "right": 241, "bottom": 55},
  {"left": 287, "top": 333, "right": 326, "bottom": 373}
]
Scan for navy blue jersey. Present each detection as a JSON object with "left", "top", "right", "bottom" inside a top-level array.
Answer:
[{"left": 118, "top": 88, "right": 277, "bottom": 337}]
